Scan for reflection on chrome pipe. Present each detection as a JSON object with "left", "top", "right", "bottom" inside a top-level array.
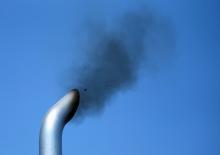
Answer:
[{"left": 39, "top": 89, "right": 80, "bottom": 155}]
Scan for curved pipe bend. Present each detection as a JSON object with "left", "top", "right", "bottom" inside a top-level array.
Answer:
[{"left": 40, "top": 89, "right": 80, "bottom": 155}]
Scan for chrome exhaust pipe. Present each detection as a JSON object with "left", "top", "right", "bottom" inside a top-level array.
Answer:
[{"left": 39, "top": 89, "right": 80, "bottom": 155}]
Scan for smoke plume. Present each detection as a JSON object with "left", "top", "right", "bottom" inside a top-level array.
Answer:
[{"left": 67, "top": 8, "right": 173, "bottom": 119}]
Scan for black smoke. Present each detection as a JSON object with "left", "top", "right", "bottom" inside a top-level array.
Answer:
[{"left": 67, "top": 8, "right": 173, "bottom": 119}]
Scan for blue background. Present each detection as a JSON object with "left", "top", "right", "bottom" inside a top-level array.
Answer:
[{"left": 0, "top": 0, "right": 220, "bottom": 155}]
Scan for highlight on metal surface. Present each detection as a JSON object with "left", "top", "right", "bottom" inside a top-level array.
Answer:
[{"left": 39, "top": 89, "right": 80, "bottom": 155}]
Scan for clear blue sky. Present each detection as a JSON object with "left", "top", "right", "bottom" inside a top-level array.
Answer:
[{"left": 0, "top": 0, "right": 220, "bottom": 155}]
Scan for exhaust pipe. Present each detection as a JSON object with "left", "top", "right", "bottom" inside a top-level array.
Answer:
[{"left": 39, "top": 89, "right": 80, "bottom": 155}]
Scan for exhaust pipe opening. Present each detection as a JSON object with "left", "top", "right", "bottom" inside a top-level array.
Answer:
[{"left": 39, "top": 89, "right": 80, "bottom": 155}]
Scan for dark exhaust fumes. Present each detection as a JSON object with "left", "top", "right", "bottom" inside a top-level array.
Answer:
[{"left": 68, "top": 9, "right": 173, "bottom": 119}]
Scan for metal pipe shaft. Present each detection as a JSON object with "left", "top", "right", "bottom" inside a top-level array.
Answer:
[{"left": 39, "top": 89, "right": 80, "bottom": 155}]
